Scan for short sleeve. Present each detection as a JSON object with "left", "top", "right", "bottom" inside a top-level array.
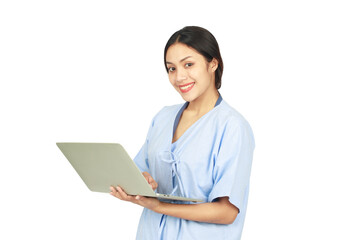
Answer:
[
  {"left": 133, "top": 143, "right": 149, "bottom": 173},
  {"left": 208, "top": 118, "right": 255, "bottom": 213},
  {"left": 133, "top": 117, "right": 155, "bottom": 173}
]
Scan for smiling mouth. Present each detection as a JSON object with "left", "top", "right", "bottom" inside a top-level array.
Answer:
[{"left": 179, "top": 82, "right": 195, "bottom": 93}]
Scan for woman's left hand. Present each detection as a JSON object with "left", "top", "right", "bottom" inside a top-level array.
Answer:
[{"left": 110, "top": 186, "right": 161, "bottom": 211}]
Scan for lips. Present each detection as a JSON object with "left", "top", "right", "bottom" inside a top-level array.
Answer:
[{"left": 179, "top": 82, "right": 195, "bottom": 93}]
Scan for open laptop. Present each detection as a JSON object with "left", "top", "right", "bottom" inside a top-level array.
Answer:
[{"left": 56, "top": 142, "right": 202, "bottom": 202}]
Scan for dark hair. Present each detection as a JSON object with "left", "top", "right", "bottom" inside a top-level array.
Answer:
[{"left": 164, "top": 26, "right": 224, "bottom": 89}]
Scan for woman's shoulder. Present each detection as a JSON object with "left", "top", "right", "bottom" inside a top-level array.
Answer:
[
  {"left": 216, "top": 100, "right": 255, "bottom": 145},
  {"left": 216, "top": 100, "right": 252, "bottom": 129},
  {"left": 151, "top": 103, "right": 184, "bottom": 122}
]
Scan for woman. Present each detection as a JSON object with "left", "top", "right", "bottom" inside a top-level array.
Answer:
[{"left": 110, "top": 26, "right": 255, "bottom": 240}]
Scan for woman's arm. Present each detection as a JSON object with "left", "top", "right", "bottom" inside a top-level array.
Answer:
[
  {"left": 110, "top": 185, "right": 238, "bottom": 225},
  {"left": 153, "top": 196, "right": 238, "bottom": 225}
]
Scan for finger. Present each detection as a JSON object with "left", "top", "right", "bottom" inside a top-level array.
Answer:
[
  {"left": 144, "top": 174, "right": 151, "bottom": 184},
  {"left": 115, "top": 186, "right": 127, "bottom": 198},
  {"left": 149, "top": 181, "right": 158, "bottom": 190},
  {"left": 110, "top": 186, "right": 127, "bottom": 200},
  {"left": 116, "top": 186, "right": 137, "bottom": 202},
  {"left": 146, "top": 176, "right": 158, "bottom": 190},
  {"left": 110, "top": 186, "right": 117, "bottom": 193},
  {"left": 110, "top": 186, "right": 117, "bottom": 196},
  {"left": 143, "top": 172, "right": 154, "bottom": 184},
  {"left": 152, "top": 181, "right": 158, "bottom": 189},
  {"left": 111, "top": 186, "right": 123, "bottom": 199}
]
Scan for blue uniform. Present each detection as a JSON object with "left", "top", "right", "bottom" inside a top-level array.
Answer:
[{"left": 134, "top": 97, "right": 255, "bottom": 240}]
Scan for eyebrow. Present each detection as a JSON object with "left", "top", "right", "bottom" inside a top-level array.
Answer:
[{"left": 166, "top": 56, "right": 193, "bottom": 65}]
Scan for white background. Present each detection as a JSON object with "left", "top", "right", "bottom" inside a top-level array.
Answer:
[{"left": 1, "top": 0, "right": 359, "bottom": 239}]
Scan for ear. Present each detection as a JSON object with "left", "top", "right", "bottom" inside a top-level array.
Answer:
[{"left": 209, "top": 58, "right": 218, "bottom": 72}]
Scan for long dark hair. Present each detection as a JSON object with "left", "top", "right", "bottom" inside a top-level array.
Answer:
[{"left": 164, "top": 26, "right": 224, "bottom": 89}]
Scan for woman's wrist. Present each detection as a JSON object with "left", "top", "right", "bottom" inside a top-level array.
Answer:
[{"left": 151, "top": 200, "right": 164, "bottom": 213}]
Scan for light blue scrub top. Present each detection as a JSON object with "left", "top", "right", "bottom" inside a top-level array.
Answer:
[{"left": 134, "top": 96, "right": 255, "bottom": 240}]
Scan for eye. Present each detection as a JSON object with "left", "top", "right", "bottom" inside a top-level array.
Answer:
[
  {"left": 168, "top": 67, "right": 176, "bottom": 72},
  {"left": 185, "top": 63, "right": 193, "bottom": 68}
]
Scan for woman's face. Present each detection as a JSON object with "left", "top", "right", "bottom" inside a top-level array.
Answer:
[{"left": 165, "top": 43, "right": 218, "bottom": 103}]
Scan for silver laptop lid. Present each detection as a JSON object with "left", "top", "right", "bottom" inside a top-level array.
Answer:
[{"left": 56, "top": 142, "right": 202, "bottom": 202}]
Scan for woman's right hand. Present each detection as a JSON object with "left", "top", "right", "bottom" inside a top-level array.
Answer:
[{"left": 142, "top": 172, "right": 158, "bottom": 190}]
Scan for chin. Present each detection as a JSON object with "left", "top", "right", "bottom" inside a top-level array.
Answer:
[{"left": 180, "top": 93, "right": 197, "bottom": 103}]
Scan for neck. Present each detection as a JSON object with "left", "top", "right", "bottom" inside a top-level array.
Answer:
[{"left": 187, "top": 88, "right": 219, "bottom": 115}]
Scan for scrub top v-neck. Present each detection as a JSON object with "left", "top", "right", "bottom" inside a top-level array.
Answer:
[{"left": 172, "top": 95, "right": 223, "bottom": 146}]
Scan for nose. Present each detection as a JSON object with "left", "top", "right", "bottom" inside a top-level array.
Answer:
[{"left": 175, "top": 68, "right": 187, "bottom": 83}]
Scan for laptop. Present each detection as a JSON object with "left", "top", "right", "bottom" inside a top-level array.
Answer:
[{"left": 56, "top": 142, "right": 202, "bottom": 202}]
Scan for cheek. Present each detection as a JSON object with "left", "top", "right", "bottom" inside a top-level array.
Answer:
[
  {"left": 189, "top": 65, "right": 208, "bottom": 80},
  {"left": 168, "top": 75, "right": 176, "bottom": 86},
  {"left": 187, "top": 69, "right": 197, "bottom": 80},
  {"left": 189, "top": 69, "right": 206, "bottom": 84}
]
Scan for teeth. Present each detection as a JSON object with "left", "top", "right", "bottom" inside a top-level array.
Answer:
[{"left": 180, "top": 83, "right": 194, "bottom": 90}]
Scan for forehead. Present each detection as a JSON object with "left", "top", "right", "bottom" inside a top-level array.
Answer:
[{"left": 165, "top": 43, "right": 203, "bottom": 63}]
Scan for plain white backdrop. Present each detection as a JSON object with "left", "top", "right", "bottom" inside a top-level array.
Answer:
[{"left": 1, "top": 0, "right": 359, "bottom": 239}]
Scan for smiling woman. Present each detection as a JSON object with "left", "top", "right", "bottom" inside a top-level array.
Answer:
[
  {"left": 164, "top": 26, "right": 223, "bottom": 90},
  {"left": 165, "top": 43, "right": 218, "bottom": 103},
  {"left": 110, "top": 26, "right": 255, "bottom": 240}
]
